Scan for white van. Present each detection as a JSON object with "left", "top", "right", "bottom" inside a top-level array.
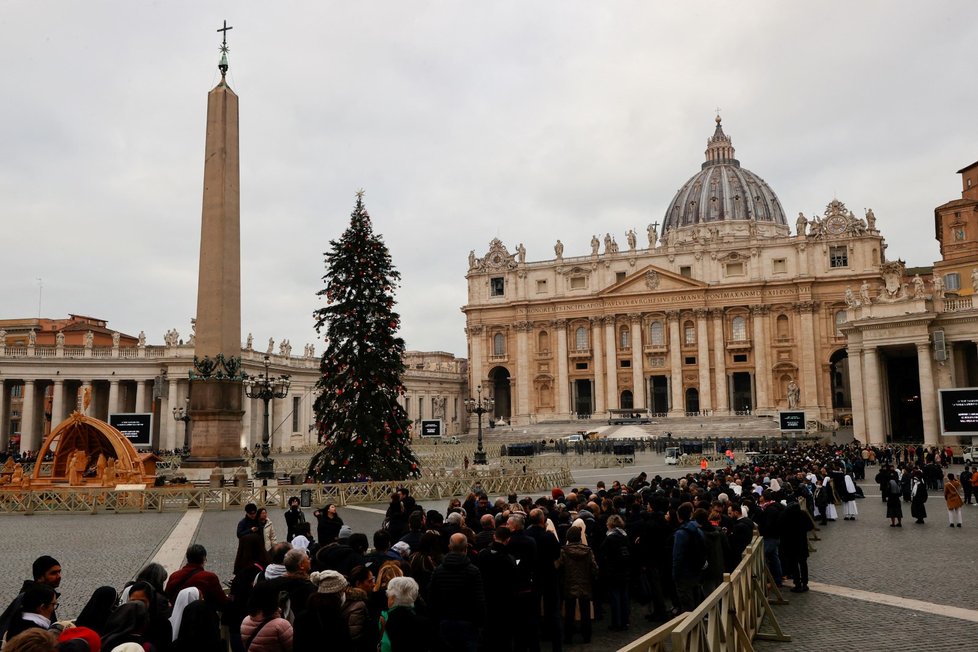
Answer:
[{"left": 665, "top": 446, "right": 680, "bottom": 465}]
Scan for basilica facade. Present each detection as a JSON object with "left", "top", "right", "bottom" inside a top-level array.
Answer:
[{"left": 463, "top": 118, "right": 891, "bottom": 434}]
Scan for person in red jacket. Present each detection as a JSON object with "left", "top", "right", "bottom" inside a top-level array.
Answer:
[{"left": 164, "top": 544, "right": 231, "bottom": 610}]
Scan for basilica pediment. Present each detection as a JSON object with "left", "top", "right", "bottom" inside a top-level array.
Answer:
[{"left": 598, "top": 265, "right": 707, "bottom": 296}]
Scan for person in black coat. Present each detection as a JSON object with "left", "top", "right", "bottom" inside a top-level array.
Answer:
[
  {"left": 600, "top": 515, "right": 632, "bottom": 631},
  {"left": 315, "top": 503, "right": 344, "bottom": 545},
  {"left": 475, "top": 526, "right": 517, "bottom": 651},
  {"left": 910, "top": 473, "right": 928, "bottom": 524},
  {"left": 526, "top": 508, "right": 562, "bottom": 650},
  {"left": 427, "top": 534, "right": 485, "bottom": 652},
  {"left": 778, "top": 494, "right": 814, "bottom": 592}
]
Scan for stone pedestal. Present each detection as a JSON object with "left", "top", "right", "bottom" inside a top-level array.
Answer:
[{"left": 183, "top": 380, "right": 244, "bottom": 468}]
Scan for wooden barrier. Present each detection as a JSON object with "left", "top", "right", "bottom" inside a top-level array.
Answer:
[
  {"left": 617, "top": 534, "right": 789, "bottom": 652},
  {"left": 0, "top": 468, "right": 573, "bottom": 514}
]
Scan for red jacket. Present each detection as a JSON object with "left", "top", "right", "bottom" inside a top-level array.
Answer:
[{"left": 164, "top": 564, "right": 230, "bottom": 608}]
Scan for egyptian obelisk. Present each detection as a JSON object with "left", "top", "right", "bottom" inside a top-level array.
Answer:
[{"left": 186, "top": 22, "right": 244, "bottom": 467}]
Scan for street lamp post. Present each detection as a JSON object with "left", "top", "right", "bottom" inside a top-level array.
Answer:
[
  {"left": 464, "top": 385, "right": 494, "bottom": 466},
  {"left": 172, "top": 398, "right": 191, "bottom": 454},
  {"left": 243, "top": 354, "right": 291, "bottom": 481}
]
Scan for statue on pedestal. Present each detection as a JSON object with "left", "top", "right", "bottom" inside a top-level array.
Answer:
[
  {"left": 787, "top": 381, "right": 801, "bottom": 409},
  {"left": 56, "top": 331, "right": 65, "bottom": 347},
  {"left": 626, "top": 229, "right": 637, "bottom": 251},
  {"left": 859, "top": 281, "right": 872, "bottom": 306},
  {"left": 267, "top": 338, "right": 275, "bottom": 354},
  {"left": 554, "top": 240, "right": 564, "bottom": 259},
  {"left": 647, "top": 222, "right": 658, "bottom": 248},
  {"left": 972, "top": 268, "right": 978, "bottom": 293},
  {"left": 112, "top": 332, "right": 120, "bottom": 348},
  {"left": 591, "top": 235, "right": 600, "bottom": 256},
  {"left": 912, "top": 274, "right": 925, "bottom": 298},
  {"left": 517, "top": 243, "right": 526, "bottom": 264},
  {"left": 796, "top": 212, "right": 808, "bottom": 237},
  {"left": 28, "top": 330, "right": 36, "bottom": 346},
  {"left": 245, "top": 333, "right": 253, "bottom": 350}
]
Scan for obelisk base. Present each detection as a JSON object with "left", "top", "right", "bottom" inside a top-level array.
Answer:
[{"left": 184, "top": 380, "right": 245, "bottom": 468}]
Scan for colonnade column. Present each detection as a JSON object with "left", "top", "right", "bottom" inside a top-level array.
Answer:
[
  {"left": 590, "top": 317, "right": 605, "bottom": 415},
  {"left": 751, "top": 306, "right": 770, "bottom": 411},
  {"left": 630, "top": 314, "right": 646, "bottom": 410},
  {"left": 108, "top": 378, "right": 120, "bottom": 416},
  {"left": 21, "top": 381, "right": 37, "bottom": 452},
  {"left": 710, "top": 309, "right": 728, "bottom": 414},
  {"left": 695, "top": 309, "right": 712, "bottom": 413},
  {"left": 135, "top": 380, "right": 147, "bottom": 414},
  {"left": 862, "top": 347, "right": 885, "bottom": 445},
  {"left": 916, "top": 342, "right": 939, "bottom": 446},
  {"left": 0, "top": 383, "right": 6, "bottom": 449},
  {"left": 164, "top": 378, "right": 178, "bottom": 450},
  {"left": 797, "top": 302, "right": 819, "bottom": 410},
  {"left": 515, "top": 322, "right": 531, "bottom": 422},
  {"left": 554, "top": 319, "right": 570, "bottom": 418},
  {"left": 847, "top": 347, "right": 867, "bottom": 442},
  {"left": 604, "top": 316, "right": 618, "bottom": 410},
  {"left": 50, "top": 379, "right": 64, "bottom": 427},
  {"left": 667, "top": 311, "right": 683, "bottom": 414}
]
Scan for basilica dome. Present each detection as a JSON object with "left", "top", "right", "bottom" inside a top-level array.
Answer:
[{"left": 662, "top": 117, "right": 786, "bottom": 234}]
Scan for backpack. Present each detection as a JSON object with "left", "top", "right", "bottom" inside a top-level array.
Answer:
[{"left": 277, "top": 590, "right": 294, "bottom": 624}]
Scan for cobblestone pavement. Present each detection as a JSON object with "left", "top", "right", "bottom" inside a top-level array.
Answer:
[
  {"left": 0, "top": 512, "right": 183, "bottom": 619},
  {"left": 3, "top": 461, "right": 977, "bottom": 652}
]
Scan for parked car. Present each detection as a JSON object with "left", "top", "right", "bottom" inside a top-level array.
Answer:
[
  {"left": 442, "top": 435, "right": 461, "bottom": 444},
  {"left": 963, "top": 446, "right": 978, "bottom": 464}
]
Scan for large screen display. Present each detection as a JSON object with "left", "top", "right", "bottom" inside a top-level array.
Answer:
[
  {"left": 779, "top": 411, "right": 806, "bottom": 432},
  {"left": 109, "top": 413, "right": 153, "bottom": 448},
  {"left": 939, "top": 388, "right": 978, "bottom": 435}
]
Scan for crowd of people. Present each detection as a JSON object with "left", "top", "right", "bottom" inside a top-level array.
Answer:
[{"left": 1, "top": 441, "right": 971, "bottom": 652}]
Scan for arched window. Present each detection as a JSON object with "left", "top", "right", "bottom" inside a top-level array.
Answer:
[
  {"left": 776, "top": 314, "right": 790, "bottom": 340},
  {"left": 537, "top": 330, "right": 549, "bottom": 353},
  {"left": 683, "top": 321, "right": 696, "bottom": 345},
  {"left": 619, "top": 326, "right": 630, "bottom": 349},
  {"left": 493, "top": 332, "right": 505, "bottom": 356},
  {"left": 835, "top": 310, "right": 846, "bottom": 337},
  {"left": 649, "top": 321, "right": 665, "bottom": 346},
  {"left": 731, "top": 316, "right": 747, "bottom": 341},
  {"left": 575, "top": 327, "right": 588, "bottom": 351}
]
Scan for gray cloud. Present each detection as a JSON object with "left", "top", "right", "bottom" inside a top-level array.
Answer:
[{"left": 2, "top": 2, "right": 973, "bottom": 356}]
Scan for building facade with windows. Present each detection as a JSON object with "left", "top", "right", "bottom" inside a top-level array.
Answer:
[
  {"left": 463, "top": 118, "right": 891, "bottom": 432},
  {"left": 0, "top": 319, "right": 467, "bottom": 454}
]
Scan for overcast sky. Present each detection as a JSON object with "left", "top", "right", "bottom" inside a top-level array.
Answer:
[{"left": 2, "top": 2, "right": 974, "bottom": 357}]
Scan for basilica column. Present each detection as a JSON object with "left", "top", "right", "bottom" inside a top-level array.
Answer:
[
  {"left": 862, "top": 347, "right": 885, "bottom": 445},
  {"left": 590, "top": 318, "right": 605, "bottom": 415},
  {"left": 916, "top": 342, "right": 939, "bottom": 446},
  {"left": 847, "top": 347, "right": 867, "bottom": 442},
  {"left": 50, "top": 379, "right": 65, "bottom": 427},
  {"left": 667, "top": 311, "right": 683, "bottom": 414},
  {"left": 515, "top": 321, "right": 531, "bottom": 422},
  {"left": 797, "top": 302, "right": 819, "bottom": 410},
  {"left": 108, "top": 378, "right": 120, "bottom": 416},
  {"left": 604, "top": 316, "right": 619, "bottom": 409},
  {"left": 711, "top": 309, "right": 729, "bottom": 414},
  {"left": 695, "top": 309, "right": 712, "bottom": 413},
  {"left": 21, "top": 381, "right": 37, "bottom": 452},
  {"left": 751, "top": 306, "right": 771, "bottom": 411},
  {"left": 468, "top": 325, "right": 485, "bottom": 390},
  {"left": 630, "top": 314, "right": 646, "bottom": 409},
  {"left": 554, "top": 320, "right": 570, "bottom": 418}
]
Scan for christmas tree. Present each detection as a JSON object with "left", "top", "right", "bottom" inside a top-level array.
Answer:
[{"left": 308, "top": 192, "right": 420, "bottom": 483}]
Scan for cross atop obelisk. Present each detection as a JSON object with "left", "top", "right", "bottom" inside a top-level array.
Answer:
[{"left": 217, "top": 20, "right": 233, "bottom": 77}]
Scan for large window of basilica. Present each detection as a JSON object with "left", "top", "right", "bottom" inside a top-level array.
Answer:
[
  {"left": 683, "top": 321, "right": 696, "bottom": 345},
  {"left": 575, "top": 327, "right": 588, "bottom": 351},
  {"left": 731, "top": 316, "right": 747, "bottom": 341},
  {"left": 649, "top": 321, "right": 665, "bottom": 346}
]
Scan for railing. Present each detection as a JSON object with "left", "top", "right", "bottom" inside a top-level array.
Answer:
[
  {"left": 943, "top": 296, "right": 975, "bottom": 313},
  {"left": 617, "top": 534, "right": 789, "bottom": 652},
  {"left": 33, "top": 347, "right": 55, "bottom": 358},
  {"left": 64, "top": 347, "right": 85, "bottom": 358},
  {"left": 0, "top": 469, "right": 573, "bottom": 514}
]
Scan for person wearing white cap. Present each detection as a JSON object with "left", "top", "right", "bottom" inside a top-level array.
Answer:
[{"left": 294, "top": 570, "right": 352, "bottom": 650}]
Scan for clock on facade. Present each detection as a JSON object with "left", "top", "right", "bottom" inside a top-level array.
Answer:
[{"left": 825, "top": 214, "right": 847, "bottom": 235}]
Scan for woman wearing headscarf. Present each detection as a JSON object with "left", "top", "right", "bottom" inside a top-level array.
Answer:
[
  {"left": 910, "top": 471, "right": 928, "bottom": 524},
  {"left": 126, "top": 581, "right": 171, "bottom": 652},
  {"left": 173, "top": 598, "right": 221, "bottom": 652},
  {"left": 167, "top": 588, "right": 199, "bottom": 642},
  {"left": 100, "top": 601, "right": 154, "bottom": 652},
  {"left": 75, "top": 585, "right": 118, "bottom": 635}
]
